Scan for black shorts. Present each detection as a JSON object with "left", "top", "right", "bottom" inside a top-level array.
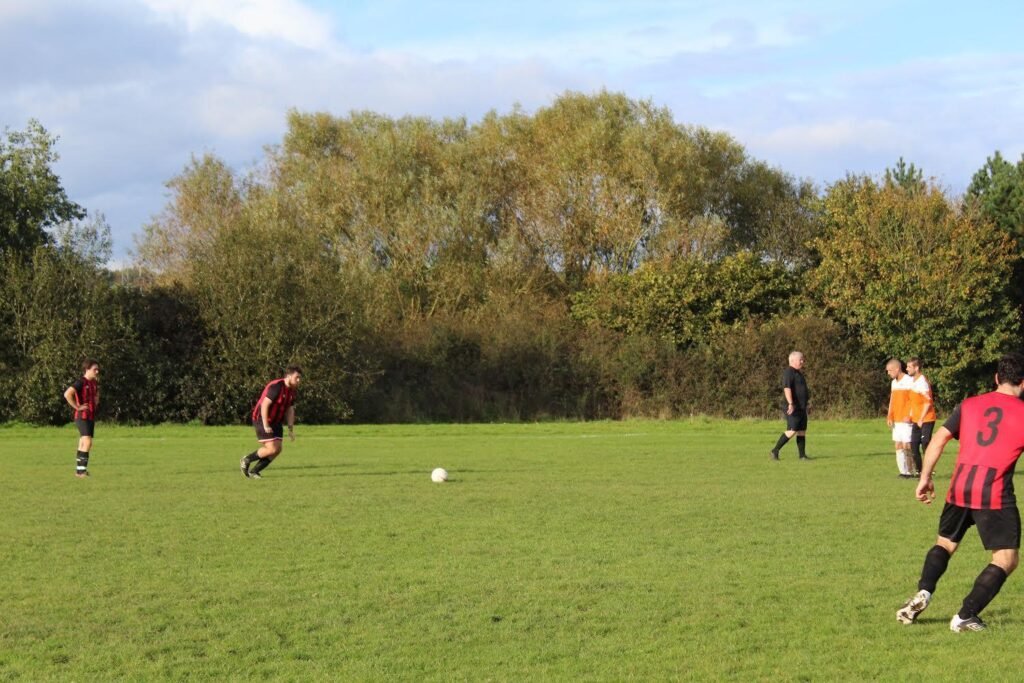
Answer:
[
  {"left": 785, "top": 409, "right": 808, "bottom": 432},
  {"left": 254, "top": 420, "right": 284, "bottom": 442},
  {"left": 75, "top": 418, "right": 95, "bottom": 438},
  {"left": 938, "top": 502, "right": 1021, "bottom": 550}
]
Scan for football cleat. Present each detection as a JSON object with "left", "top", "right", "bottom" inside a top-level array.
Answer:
[
  {"left": 770, "top": 450, "right": 780, "bottom": 461},
  {"left": 240, "top": 457, "right": 250, "bottom": 478},
  {"left": 249, "top": 471, "right": 262, "bottom": 479},
  {"left": 896, "top": 590, "right": 931, "bottom": 624},
  {"left": 950, "top": 614, "right": 987, "bottom": 632}
]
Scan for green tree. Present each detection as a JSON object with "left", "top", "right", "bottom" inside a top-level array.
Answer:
[
  {"left": 812, "top": 175, "right": 1020, "bottom": 400},
  {"left": 130, "top": 92, "right": 886, "bottom": 422},
  {"left": 570, "top": 251, "right": 797, "bottom": 347},
  {"left": 966, "top": 151, "right": 1024, "bottom": 303},
  {"left": 138, "top": 155, "right": 369, "bottom": 423},
  {"left": 0, "top": 120, "right": 85, "bottom": 259},
  {"left": 966, "top": 151, "right": 1024, "bottom": 242},
  {"left": 0, "top": 218, "right": 139, "bottom": 423},
  {"left": 725, "top": 161, "right": 819, "bottom": 266},
  {"left": 884, "top": 157, "right": 926, "bottom": 194}
]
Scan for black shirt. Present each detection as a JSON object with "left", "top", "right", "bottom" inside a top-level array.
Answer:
[{"left": 782, "top": 367, "right": 809, "bottom": 410}]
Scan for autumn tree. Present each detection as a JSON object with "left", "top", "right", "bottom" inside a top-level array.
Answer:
[{"left": 812, "top": 174, "right": 1020, "bottom": 399}]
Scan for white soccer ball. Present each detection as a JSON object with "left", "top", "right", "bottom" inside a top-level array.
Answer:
[{"left": 431, "top": 467, "right": 448, "bottom": 483}]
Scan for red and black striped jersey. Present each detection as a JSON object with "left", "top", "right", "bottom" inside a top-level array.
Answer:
[
  {"left": 70, "top": 377, "right": 98, "bottom": 420},
  {"left": 251, "top": 378, "right": 297, "bottom": 425},
  {"left": 944, "top": 391, "right": 1024, "bottom": 510}
]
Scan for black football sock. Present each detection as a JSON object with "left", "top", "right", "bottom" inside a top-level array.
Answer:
[
  {"left": 243, "top": 451, "right": 259, "bottom": 465},
  {"left": 772, "top": 434, "right": 791, "bottom": 452},
  {"left": 958, "top": 564, "right": 1008, "bottom": 619},
  {"left": 250, "top": 456, "right": 272, "bottom": 474},
  {"left": 76, "top": 451, "right": 89, "bottom": 474},
  {"left": 918, "top": 545, "right": 951, "bottom": 593},
  {"left": 796, "top": 436, "right": 807, "bottom": 457}
]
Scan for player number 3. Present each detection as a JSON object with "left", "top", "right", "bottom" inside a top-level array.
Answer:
[{"left": 976, "top": 406, "right": 1003, "bottom": 447}]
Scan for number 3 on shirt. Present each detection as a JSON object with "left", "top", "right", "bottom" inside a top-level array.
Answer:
[{"left": 977, "top": 406, "right": 1003, "bottom": 447}]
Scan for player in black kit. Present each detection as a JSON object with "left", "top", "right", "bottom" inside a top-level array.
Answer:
[{"left": 771, "top": 351, "right": 810, "bottom": 461}]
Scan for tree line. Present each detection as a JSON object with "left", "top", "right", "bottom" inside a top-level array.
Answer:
[{"left": 3, "top": 92, "right": 1023, "bottom": 425}]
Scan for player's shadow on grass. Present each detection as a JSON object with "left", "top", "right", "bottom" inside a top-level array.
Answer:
[
  {"left": 839, "top": 451, "right": 905, "bottom": 459},
  {"left": 275, "top": 462, "right": 357, "bottom": 471},
  {"left": 171, "top": 462, "right": 359, "bottom": 475},
  {"left": 283, "top": 468, "right": 428, "bottom": 478}
]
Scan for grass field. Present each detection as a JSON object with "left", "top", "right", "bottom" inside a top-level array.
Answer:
[{"left": 1, "top": 419, "right": 1016, "bottom": 681}]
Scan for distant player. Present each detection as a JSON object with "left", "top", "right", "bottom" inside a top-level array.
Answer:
[
  {"left": 896, "top": 352, "right": 1024, "bottom": 631},
  {"left": 886, "top": 358, "right": 916, "bottom": 477},
  {"left": 240, "top": 365, "right": 302, "bottom": 479},
  {"left": 906, "top": 357, "right": 937, "bottom": 475},
  {"left": 770, "top": 351, "right": 810, "bottom": 461},
  {"left": 63, "top": 359, "right": 100, "bottom": 478}
]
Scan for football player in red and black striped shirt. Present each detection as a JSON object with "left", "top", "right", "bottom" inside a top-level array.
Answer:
[
  {"left": 240, "top": 365, "right": 302, "bottom": 479},
  {"left": 897, "top": 352, "right": 1024, "bottom": 632},
  {"left": 63, "top": 359, "right": 100, "bottom": 478}
]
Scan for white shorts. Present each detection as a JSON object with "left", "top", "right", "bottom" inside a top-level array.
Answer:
[{"left": 892, "top": 422, "right": 913, "bottom": 443}]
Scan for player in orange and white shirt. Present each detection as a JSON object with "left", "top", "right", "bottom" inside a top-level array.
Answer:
[
  {"left": 906, "top": 356, "right": 937, "bottom": 476},
  {"left": 887, "top": 358, "right": 917, "bottom": 477}
]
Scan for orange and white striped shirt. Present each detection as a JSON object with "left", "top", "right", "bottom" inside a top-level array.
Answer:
[
  {"left": 889, "top": 373, "right": 915, "bottom": 423},
  {"left": 910, "top": 374, "right": 937, "bottom": 423}
]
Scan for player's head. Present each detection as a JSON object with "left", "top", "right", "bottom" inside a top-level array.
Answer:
[
  {"left": 906, "top": 357, "right": 922, "bottom": 377},
  {"left": 995, "top": 353, "right": 1024, "bottom": 388},
  {"left": 885, "top": 358, "right": 904, "bottom": 379},
  {"left": 788, "top": 351, "right": 805, "bottom": 369},
  {"left": 284, "top": 365, "right": 303, "bottom": 388},
  {"left": 82, "top": 359, "right": 100, "bottom": 379}
]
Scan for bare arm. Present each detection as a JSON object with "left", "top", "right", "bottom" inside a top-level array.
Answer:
[
  {"left": 783, "top": 387, "right": 794, "bottom": 415},
  {"left": 286, "top": 406, "right": 296, "bottom": 441},
  {"left": 917, "top": 397, "right": 932, "bottom": 427},
  {"left": 887, "top": 391, "right": 894, "bottom": 427},
  {"left": 64, "top": 386, "right": 82, "bottom": 411},
  {"left": 915, "top": 426, "right": 954, "bottom": 504}
]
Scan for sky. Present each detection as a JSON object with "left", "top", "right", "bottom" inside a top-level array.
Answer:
[{"left": 3, "top": 0, "right": 1023, "bottom": 261}]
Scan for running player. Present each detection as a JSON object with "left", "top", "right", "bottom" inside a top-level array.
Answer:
[
  {"left": 907, "top": 357, "right": 937, "bottom": 475},
  {"left": 886, "top": 359, "right": 916, "bottom": 477},
  {"left": 63, "top": 359, "right": 100, "bottom": 478},
  {"left": 896, "top": 352, "right": 1024, "bottom": 631},
  {"left": 240, "top": 365, "right": 302, "bottom": 479}
]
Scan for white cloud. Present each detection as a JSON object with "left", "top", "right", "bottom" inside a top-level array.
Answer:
[
  {"left": 757, "top": 118, "right": 899, "bottom": 154},
  {"left": 197, "top": 84, "right": 282, "bottom": 138},
  {"left": 392, "top": 15, "right": 805, "bottom": 69},
  {"left": 140, "top": 0, "right": 333, "bottom": 51}
]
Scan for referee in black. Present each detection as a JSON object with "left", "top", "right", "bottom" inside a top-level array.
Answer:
[{"left": 771, "top": 351, "right": 810, "bottom": 461}]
